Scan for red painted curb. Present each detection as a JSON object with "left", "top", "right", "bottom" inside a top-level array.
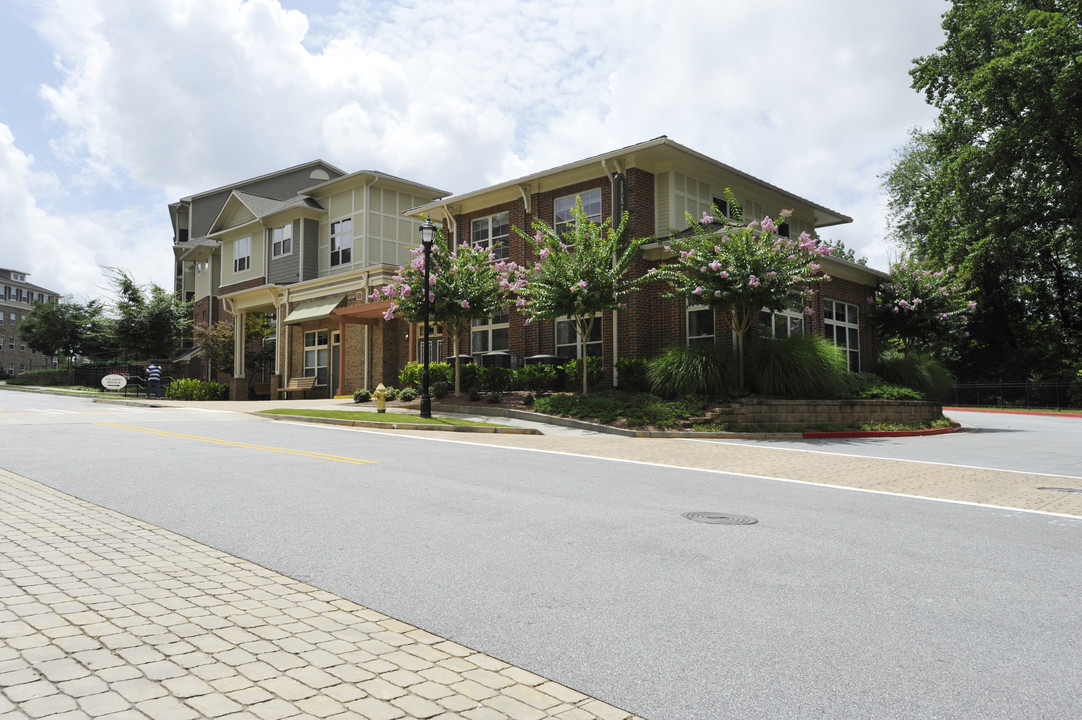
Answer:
[
  {"left": 802, "top": 422, "right": 962, "bottom": 439},
  {"left": 943, "top": 407, "right": 1082, "bottom": 418}
]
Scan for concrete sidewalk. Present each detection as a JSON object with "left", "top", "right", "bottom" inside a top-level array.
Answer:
[{"left": 0, "top": 468, "right": 642, "bottom": 720}]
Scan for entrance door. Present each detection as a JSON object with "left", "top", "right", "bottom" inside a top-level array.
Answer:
[{"left": 330, "top": 331, "right": 341, "bottom": 396}]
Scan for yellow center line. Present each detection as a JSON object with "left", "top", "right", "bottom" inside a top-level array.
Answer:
[{"left": 95, "top": 423, "right": 377, "bottom": 465}]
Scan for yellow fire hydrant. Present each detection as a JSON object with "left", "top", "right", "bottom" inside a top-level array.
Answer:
[{"left": 374, "top": 383, "right": 388, "bottom": 413}]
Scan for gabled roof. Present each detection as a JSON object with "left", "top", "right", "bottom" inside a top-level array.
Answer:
[
  {"left": 179, "top": 159, "right": 346, "bottom": 203},
  {"left": 300, "top": 169, "right": 449, "bottom": 200},
  {"left": 407, "top": 136, "right": 853, "bottom": 229},
  {"left": 207, "top": 191, "right": 324, "bottom": 238}
]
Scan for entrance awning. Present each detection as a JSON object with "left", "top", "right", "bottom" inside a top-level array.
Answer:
[
  {"left": 331, "top": 299, "right": 395, "bottom": 325},
  {"left": 283, "top": 294, "right": 346, "bottom": 325}
]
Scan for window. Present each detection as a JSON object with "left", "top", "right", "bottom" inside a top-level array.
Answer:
[
  {"left": 687, "top": 305, "right": 715, "bottom": 346},
  {"left": 8, "top": 313, "right": 14, "bottom": 326},
  {"left": 8, "top": 337, "right": 13, "bottom": 350},
  {"left": 556, "top": 315, "right": 603, "bottom": 358},
  {"left": 20, "top": 341, "right": 26, "bottom": 351},
  {"left": 823, "top": 299, "right": 860, "bottom": 371},
  {"left": 471, "top": 212, "right": 510, "bottom": 260},
  {"left": 471, "top": 311, "right": 510, "bottom": 354},
  {"left": 0, "top": 335, "right": 4, "bottom": 350},
  {"left": 555, "top": 188, "right": 602, "bottom": 235},
  {"left": 271, "top": 223, "right": 292, "bottom": 257},
  {"left": 234, "top": 235, "right": 251, "bottom": 273},
  {"left": 758, "top": 309, "right": 805, "bottom": 340},
  {"left": 303, "top": 330, "right": 329, "bottom": 385},
  {"left": 331, "top": 218, "right": 352, "bottom": 266}
]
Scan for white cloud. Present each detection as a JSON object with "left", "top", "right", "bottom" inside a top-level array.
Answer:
[{"left": 7, "top": 0, "right": 950, "bottom": 300}]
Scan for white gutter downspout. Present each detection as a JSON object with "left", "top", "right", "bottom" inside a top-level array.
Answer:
[{"left": 440, "top": 204, "right": 457, "bottom": 247}]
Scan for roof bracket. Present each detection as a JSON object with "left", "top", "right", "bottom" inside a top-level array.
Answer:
[{"left": 518, "top": 185, "right": 531, "bottom": 214}]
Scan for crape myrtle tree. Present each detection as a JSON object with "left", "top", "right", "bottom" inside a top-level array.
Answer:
[
  {"left": 503, "top": 197, "right": 653, "bottom": 395},
  {"left": 374, "top": 229, "right": 507, "bottom": 395},
  {"left": 655, "top": 191, "right": 833, "bottom": 388},
  {"left": 193, "top": 314, "right": 274, "bottom": 382},
  {"left": 867, "top": 257, "right": 975, "bottom": 360},
  {"left": 884, "top": 0, "right": 1082, "bottom": 379}
]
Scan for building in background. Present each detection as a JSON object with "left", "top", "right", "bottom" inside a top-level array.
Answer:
[{"left": 0, "top": 268, "right": 62, "bottom": 377}]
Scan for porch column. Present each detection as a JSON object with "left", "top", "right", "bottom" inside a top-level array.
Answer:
[
  {"left": 337, "top": 315, "right": 347, "bottom": 397},
  {"left": 233, "top": 312, "right": 247, "bottom": 378}
]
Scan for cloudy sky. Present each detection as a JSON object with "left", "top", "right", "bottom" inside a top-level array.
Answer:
[{"left": 0, "top": 0, "right": 948, "bottom": 302}]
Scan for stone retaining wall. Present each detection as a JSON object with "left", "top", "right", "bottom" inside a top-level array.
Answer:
[{"left": 705, "top": 399, "right": 942, "bottom": 429}]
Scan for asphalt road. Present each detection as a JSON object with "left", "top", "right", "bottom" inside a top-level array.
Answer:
[
  {"left": 701, "top": 408, "right": 1082, "bottom": 478},
  {"left": 2, "top": 390, "right": 1081, "bottom": 719}
]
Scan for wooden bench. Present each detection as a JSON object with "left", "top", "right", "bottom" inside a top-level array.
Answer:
[{"left": 275, "top": 376, "right": 317, "bottom": 399}]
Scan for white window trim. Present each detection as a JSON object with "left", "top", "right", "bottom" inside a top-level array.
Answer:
[
  {"left": 758, "top": 308, "right": 805, "bottom": 340},
  {"left": 471, "top": 311, "right": 510, "bottom": 354},
  {"left": 303, "top": 330, "right": 329, "bottom": 386},
  {"left": 556, "top": 314, "right": 603, "bottom": 358},
  {"left": 271, "top": 223, "right": 293, "bottom": 258},
  {"left": 687, "top": 304, "right": 716, "bottom": 346},
  {"left": 823, "top": 299, "right": 860, "bottom": 372},
  {"left": 554, "top": 188, "right": 602, "bottom": 236},
  {"left": 470, "top": 212, "right": 510, "bottom": 261},
  {"left": 330, "top": 218, "right": 353, "bottom": 267},
  {"left": 233, "top": 235, "right": 252, "bottom": 273}
]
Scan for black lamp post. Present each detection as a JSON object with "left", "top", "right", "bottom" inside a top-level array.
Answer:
[{"left": 419, "top": 219, "right": 437, "bottom": 418}]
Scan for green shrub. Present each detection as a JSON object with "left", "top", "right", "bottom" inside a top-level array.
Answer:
[
  {"left": 432, "top": 381, "right": 450, "bottom": 399},
  {"left": 615, "top": 358, "right": 651, "bottom": 393},
  {"left": 481, "top": 366, "right": 513, "bottom": 392},
  {"left": 453, "top": 363, "right": 482, "bottom": 393},
  {"left": 533, "top": 390, "right": 707, "bottom": 429},
  {"left": 515, "top": 363, "right": 556, "bottom": 395},
  {"left": 843, "top": 373, "right": 925, "bottom": 400},
  {"left": 166, "top": 378, "right": 228, "bottom": 401},
  {"left": 876, "top": 351, "right": 953, "bottom": 402},
  {"left": 5, "top": 369, "right": 74, "bottom": 386},
  {"left": 486, "top": 391, "right": 502, "bottom": 403},
  {"left": 353, "top": 388, "right": 372, "bottom": 403},
  {"left": 468, "top": 387, "right": 482, "bottom": 402},
  {"left": 562, "top": 357, "right": 603, "bottom": 388},
  {"left": 398, "top": 361, "right": 452, "bottom": 388},
  {"left": 398, "top": 387, "right": 418, "bottom": 402},
  {"left": 646, "top": 345, "right": 737, "bottom": 399},
  {"left": 745, "top": 334, "right": 848, "bottom": 398},
  {"left": 382, "top": 385, "right": 399, "bottom": 401},
  {"left": 523, "top": 392, "right": 535, "bottom": 406}
]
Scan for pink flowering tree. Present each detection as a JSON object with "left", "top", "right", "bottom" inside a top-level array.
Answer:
[
  {"left": 867, "top": 256, "right": 974, "bottom": 358},
  {"left": 504, "top": 197, "right": 653, "bottom": 394},
  {"left": 373, "top": 228, "right": 511, "bottom": 395},
  {"left": 655, "top": 190, "right": 834, "bottom": 388}
]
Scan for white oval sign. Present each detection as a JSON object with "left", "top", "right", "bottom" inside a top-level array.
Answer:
[{"left": 101, "top": 374, "right": 128, "bottom": 390}]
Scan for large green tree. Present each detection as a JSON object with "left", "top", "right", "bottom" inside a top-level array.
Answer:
[
  {"left": 17, "top": 298, "right": 87, "bottom": 369},
  {"left": 885, "top": 0, "right": 1082, "bottom": 380},
  {"left": 107, "top": 268, "right": 192, "bottom": 360}
]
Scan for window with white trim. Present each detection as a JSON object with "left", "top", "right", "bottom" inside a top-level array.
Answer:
[
  {"left": 271, "top": 223, "right": 292, "bottom": 257},
  {"left": 687, "top": 305, "right": 715, "bottom": 346},
  {"left": 471, "top": 212, "right": 510, "bottom": 260},
  {"left": 556, "top": 315, "right": 603, "bottom": 358},
  {"left": 303, "top": 330, "right": 329, "bottom": 385},
  {"left": 233, "top": 235, "right": 251, "bottom": 273},
  {"left": 555, "top": 188, "right": 602, "bottom": 235},
  {"left": 758, "top": 309, "right": 805, "bottom": 340},
  {"left": 330, "top": 218, "right": 352, "bottom": 266},
  {"left": 471, "top": 311, "right": 510, "bottom": 354},
  {"left": 823, "top": 299, "right": 860, "bottom": 371}
]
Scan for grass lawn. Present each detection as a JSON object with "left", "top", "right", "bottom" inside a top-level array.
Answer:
[{"left": 257, "top": 408, "right": 506, "bottom": 427}]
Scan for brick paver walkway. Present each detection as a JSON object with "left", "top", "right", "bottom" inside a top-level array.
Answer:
[{"left": 0, "top": 469, "right": 642, "bottom": 720}]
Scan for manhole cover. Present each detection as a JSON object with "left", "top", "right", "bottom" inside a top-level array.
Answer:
[
  {"left": 1038, "top": 487, "right": 1082, "bottom": 494},
  {"left": 682, "top": 512, "right": 758, "bottom": 525}
]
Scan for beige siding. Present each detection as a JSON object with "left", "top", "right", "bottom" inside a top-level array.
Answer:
[{"left": 220, "top": 230, "right": 263, "bottom": 286}]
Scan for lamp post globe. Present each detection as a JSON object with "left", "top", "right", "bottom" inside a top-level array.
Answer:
[{"left": 419, "top": 219, "right": 437, "bottom": 419}]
